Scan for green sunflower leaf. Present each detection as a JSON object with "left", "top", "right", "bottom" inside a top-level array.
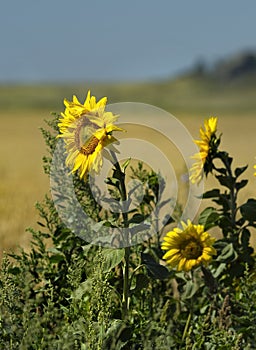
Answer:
[
  {"left": 121, "top": 158, "right": 131, "bottom": 173},
  {"left": 202, "top": 189, "right": 220, "bottom": 199},
  {"left": 101, "top": 248, "right": 125, "bottom": 272},
  {"left": 141, "top": 252, "right": 172, "bottom": 280},
  {"left": 240, "top": 198, "right": 256, "bottom": 222},
  {"left": 216, "top": 175, "right": 235, "bottom": 189},
  {"left": 235, "top": 165, "right": 248, "bottom": 178},
  {"left": 235, "top": 179, "right": 248, "bottom": 192},
  {"left": 216, "top": 243, "right": 237, "bottom": 263},
  {"left": 182, "top": 279, "right": 201, "bottom": 300},
  {"left": 128, "top": 213, "right": 145, "bottom": 224},
  {"left": 198, "top": 207, "right": 219, "bottom": 230}
]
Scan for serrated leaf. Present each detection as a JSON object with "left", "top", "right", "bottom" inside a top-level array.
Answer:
[{"left": 101, "top": 248, "right": 125, "bottom": 272}]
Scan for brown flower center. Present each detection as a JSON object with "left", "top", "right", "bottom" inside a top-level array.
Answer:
[
  {"left": 181, "top": 240, "right": 203, "bottom": 259},
  {"left": 80, "top": 136, "right": 99, "bottom": 155},
  {"left": 74, "top": 115, "right": 98, "bottom": 149}
]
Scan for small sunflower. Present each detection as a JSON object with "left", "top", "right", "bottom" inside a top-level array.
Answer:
[
  {"left": 57, "top": 91, "right": 124, "bottom": 178},
  {"left": 190, "top": 116, "right": 218, "bottom": 184},
  {"left": 162, "top": 220, "right": 216, "bottom": 272}
]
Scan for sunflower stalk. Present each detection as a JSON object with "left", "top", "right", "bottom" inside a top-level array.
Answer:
[
  {"left": 110, "top": 150, "right": 131, "bottom": 320},
  {"left": 182, "top": 271, "right": 195, "bottom": 345},
  {"left": 215, "top": 151, "right": 237, "bottom": 229},
  {"left": 182, "top": 306, "right": 192, "bottom": 344}
]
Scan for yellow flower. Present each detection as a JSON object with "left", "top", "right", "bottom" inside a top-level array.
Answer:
[
  {"left": 58, "top": 90, "right": 107, "bottom": 134},
  {"left": 57, "top": 91, "right": 124, "bottom": 178},
  {"left": 190, "top": 116, "right": 218, "bottom": 184},
  {"left": 162, "top": 220, "right": 216, "bottom": 272},
  {"left": 254, "top": 164, "right": 256, "bottom": 177}
]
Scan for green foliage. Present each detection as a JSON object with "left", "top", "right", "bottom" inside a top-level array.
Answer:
[
  {"left": 186, "top": 296, "right": 245, "bottom": 350},
  {"left": 1, "top": 111, "right": 256, "bottom": 349}
]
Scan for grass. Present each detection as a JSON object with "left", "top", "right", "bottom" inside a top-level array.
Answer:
[{"left": 1, "top": 75, "right": 256, "bottom": 257}]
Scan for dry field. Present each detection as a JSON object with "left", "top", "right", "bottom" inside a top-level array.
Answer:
[
  {"left": 1, "top": 81, "right": 256, "bottom": 258},
  {"left": 0, "top": 110, "right": 50, "bottom": 256}
]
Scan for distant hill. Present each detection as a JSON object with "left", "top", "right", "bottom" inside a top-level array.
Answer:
[
  {"left": 188, "top": 50, "right": 256, "bottom": 81},
  {"left": 214, "top": 51, "right": 256, "bottom": 80}
]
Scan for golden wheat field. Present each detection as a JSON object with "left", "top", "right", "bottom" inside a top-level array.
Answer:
[{"left": 1, "top": 81, "right": 256, "bottom": 258}]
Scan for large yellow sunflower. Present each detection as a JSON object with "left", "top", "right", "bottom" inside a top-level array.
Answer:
[
  {"left": 58, "top": 90, "right": 107, "bottom": 134},
  {"left": 57, "top": 91, "right": 124, "bottom": 178},
  {"left": 162, "top": 220, "right": 216, "bottom": 272},
  {"left": 190, "top": 116, "right": 218, "bottom": 184}
]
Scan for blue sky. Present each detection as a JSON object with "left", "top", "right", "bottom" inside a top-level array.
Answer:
[{"left": 1, "top": 0, "right": 256, "bottom": 82}]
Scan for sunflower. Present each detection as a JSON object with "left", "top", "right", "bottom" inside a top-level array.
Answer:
[
  {"left": 57, "top": 91, "right": 124, "bottom": 178},
  {"left": 58, "top": 90, "right": 107, "bottom": 134},
  {"left": 190, "top": 116, "right": 218, "bottom": 184},
  {"left": 162, "top": 220, "right": 216, "bottom": 272}
]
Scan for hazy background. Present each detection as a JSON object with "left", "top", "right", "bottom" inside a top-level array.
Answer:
[
  {"left": 1, "top": 1, "right": 256, "bottom": 256},
  {"left": 1, "top": 0, "right": 256, "bottom": 83}
]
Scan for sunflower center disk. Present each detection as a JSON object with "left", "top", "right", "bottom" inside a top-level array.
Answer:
[
  {"left": 74, "top": 115, "right": 98, "bottom": 149},
  {"left": 181, "top": 240, "right": 203, "bottom": 259},
  {"left": 80, "top": 136, "right": 99, "bottom": 155}
]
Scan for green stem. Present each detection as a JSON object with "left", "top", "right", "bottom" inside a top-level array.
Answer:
[
  {"left": 182, "top": 307, "right": 192, "bottom": 344},
  {"left": 122, "top": 246, "right": 130, "bottom": 319},
  {"left": 217, "top": 152, "right": 237, "bottom": 228},
  {"left": 110, "top": 150, "right": 130, "bottom": 320}
]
